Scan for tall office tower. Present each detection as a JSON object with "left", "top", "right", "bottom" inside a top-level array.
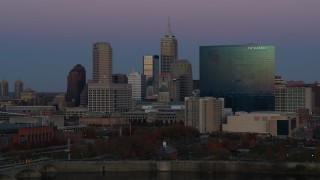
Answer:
[
  {"left": 88, "top": 41, "right": 132, "bottom": 113},
  {"left": 128, "top": 71, "right": 146, "bottom": 100},
  {"left": 185, "top": 97, "right": 223, "bottom": 133},
  {"left": 160, "top": 20, "right": 178, "bottom": 74},
  {"left": 112, "top": 74, "right": 128, "bottom": 84},
  {"left": 14, "top": 79, "right": 23, "bottom": 99},
  {"left": 0, "top": 80, "right": 9, "bottom": 97},
  {"left": 200, "top": 44, "right": 275, "bottom": 112},
  {"left": 143, "top": 55, "right": 159, "bottom": 85},
  {"left": 275, "top": 86, "right": 313, "bottom": 114},
  {"left": 92, "top": 42, "right": 112, "bottom": 84},
  {"left": 170, "top": 59, "right": 193, "bottom": 101},
  {"left": 143, "top": 55, "right": 159, "bottom": 99},
  {"left": 66, "top": 64, "right": 86, "bottom": 107}
]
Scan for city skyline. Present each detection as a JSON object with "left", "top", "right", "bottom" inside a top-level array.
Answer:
[{"left": 0, "top": 0, "right": 319, "bottom": 92}]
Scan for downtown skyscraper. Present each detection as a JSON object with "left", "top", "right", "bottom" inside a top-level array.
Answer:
[
  {"left": 66, "top": 64, "right": 86, "bottom": 107},
  {"left": 170, "top": 59, "right": 193, "bottom": 101},
  {"left": 88, "top": 42, "right": 132, "bottom": 113},
  {"left": 0, "top": 80, "right": 8, "bottom": 98},
  {"left": 14, "top": 79, "right": 23, "bottom": 99},
  {"left": 143, "top": 55, "right": 159, "bottom": 99},
  {"left": 92, "top": 42, "right": 112, "bottom": 84},
  {"left": 160, "top": 20, "right": 178, "bottom": 74},
  {"left": 200, "top": 44, "right": 275, "bottom": 112}
]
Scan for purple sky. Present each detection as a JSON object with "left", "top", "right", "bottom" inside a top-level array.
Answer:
[{"left": 0, "top": 0, "right": 320, "bottom": 92}]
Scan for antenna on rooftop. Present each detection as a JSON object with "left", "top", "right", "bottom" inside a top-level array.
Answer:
[{"left": 168, "top": 17, "right": 172, "bottom": 35}]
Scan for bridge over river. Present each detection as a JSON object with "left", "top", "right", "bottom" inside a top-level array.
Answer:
[{"left": 0, "top": 158, "right": 58, "bottom": 180}]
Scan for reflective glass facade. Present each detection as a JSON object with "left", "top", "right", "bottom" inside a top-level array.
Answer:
[
  {"left": 200, "top": 44, "right": 275, "bottom": 112},
  {"left": 143, "top": 55, "right": 159, "bottom": 85}
]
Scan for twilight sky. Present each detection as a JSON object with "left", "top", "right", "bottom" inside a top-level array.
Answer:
[{"left": 0, "top": 0, "right": 319, "bottom": 92}]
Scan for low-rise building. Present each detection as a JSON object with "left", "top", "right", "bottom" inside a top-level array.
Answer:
[
  {"left": 222, "top": 112, "right": 299, "bottom": 137},
  {"left": 66, "top": 107, "right": 88, "bottom": 119}
]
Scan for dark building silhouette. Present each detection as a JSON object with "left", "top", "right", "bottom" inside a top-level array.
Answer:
[
  {"left": 66, "top": 64, "right": 86, "bottom": 107},
  {"left": 193, "top": 80, "right": 199, "bottom": 91},
  {"left": 0, "top": 80, "right": 8, "bottom": 97},
  {"left": 112, "top": 74, "right": 128, "bottom": 84},
  {"left": 79, "top": 84, "right": 88, "bottom": 106},
  {"left": 14, "top": 79, "right": 23, "bottom": 99}
]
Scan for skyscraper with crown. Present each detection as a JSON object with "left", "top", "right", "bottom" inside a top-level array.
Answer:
[{"left": 160, "top": 18, "right": 178, "bottom": 74}]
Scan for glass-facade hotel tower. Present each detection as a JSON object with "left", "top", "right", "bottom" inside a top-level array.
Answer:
[{"left": 200, "top": 44, "right": 275, "bottom": 112}]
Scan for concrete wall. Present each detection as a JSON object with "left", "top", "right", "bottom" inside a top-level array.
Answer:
[
  {"left": 2, "top": 160, "right": 320, "bottom": 179},
  {"left": 54, "top": 160, "right": 320, "bottom": 174}
]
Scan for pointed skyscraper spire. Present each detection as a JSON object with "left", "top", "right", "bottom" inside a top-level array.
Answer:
[{"left": 165, "top": 17, "right": 174, "bottom": 37}]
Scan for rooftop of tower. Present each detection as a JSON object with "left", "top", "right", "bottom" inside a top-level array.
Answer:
[{"left": 164, "top": 17, "right": 175, "bottom": 38}]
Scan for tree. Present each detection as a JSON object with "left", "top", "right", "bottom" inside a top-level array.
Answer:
[
  {"left": 265, "top": 146, "right": 274, "bottom": 160},
  {"left": 277, "top": 145, "right": 287, "bottom": 161}
]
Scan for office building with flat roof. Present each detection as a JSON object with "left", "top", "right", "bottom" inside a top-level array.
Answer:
[
  {"left": 200, "top": 44, "right": 275, "bottom": 112},
  {"left": 89, "top": 42, "right": 132, "bottom": 113},
  {"left": 0, "top": 80, "right": 8, "bottom": 98},
  {"left": 14, "top": 79, "right": 23, "bottom": 99},
  {"left": 185, "top": 97, "right": 223, "bottom": 133},
  {"left": 92, "top": 42, "right": 112, "bottom": 84},
  {"left": 128, "top": 71, "right": 146, "bottom": 100},
  {"left": 170, "top": 59, "right": 193, "bottom": 101}
]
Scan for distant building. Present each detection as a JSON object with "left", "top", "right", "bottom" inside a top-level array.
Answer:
[
  {"left": 185, "top": 97, "right": 223, "bottom": 133},
  {"left": 66, "top": 64, "right": 86, "bottom": 107},
  {"left": 88, "top": 42, "right": 132, "bottom": 113},
  {"left": 128, "top": 71, "right": 146, "bottom": 100},
  {"left": 92, "top": 42, "right": 112, "bottom": 84},
  {"left": 0, "top": 80, "right": 8, "bottom": 97},
  {"left": 20, "top": 88, "right": 37, "bottom": 102},
  {"left": 193, "top": 80, "right": 199, "bottom": 91},
  {"left": 66, "top": 107, "right": 88, "bottom": 119},
  {"left": 158, "top": 85, "right": 170, "bottom": 103},
  {"left": 79, "top": 84, "right": 88, "bottom": 106},
  {"left": 160, "top": 20, "right": 178, "bottom": 74},
  {"left": 143, "top": 55, "right": 159, "bottom": 99},
  {"left": 112, "top": 74, "right": 128, "bottom": 84},
  {"left": 121, "top": 111, "right": 183, "bottom": 127},
  {"left": 50, "top": 94, "right": 67, "bottom": 111},
  {"left": 170, "top": 59, "right": 193, "bottom": 101},
  {"left": 14, "top": 79, "right": 23, "bottom": 99},
  {"left": 143, "top": 55, "right": 159, "bottom": 85},
  {"left": 55, "top": 125, "right": 87, "bottom": 143},
  {"left": 200, "top": 44, "right": 275, "bottom": 112},
  {"left": 79, "top": 116, "right": 125, "bottom": 126},
  {"left": 0, "top": 123, "right": 53, "bottom": 146},
  {"left": 222, "top": 112, "right": 299, "bottom": 137},
  {"left": 88, "top": 81, "right": 132, "bottom": 113},
  {"left": 275, "top": 86, "right": 313, "bottom": 114},
  {"left": 6, "top": 105, "right": 56, "bottom": 116},
  {"left": 310, "top": 82, "right": 320, "bottom": 115}
]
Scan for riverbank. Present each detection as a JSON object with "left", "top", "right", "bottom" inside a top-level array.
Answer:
[{"left": 54, "top": 160, "right": 320, "bottom": 174}]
